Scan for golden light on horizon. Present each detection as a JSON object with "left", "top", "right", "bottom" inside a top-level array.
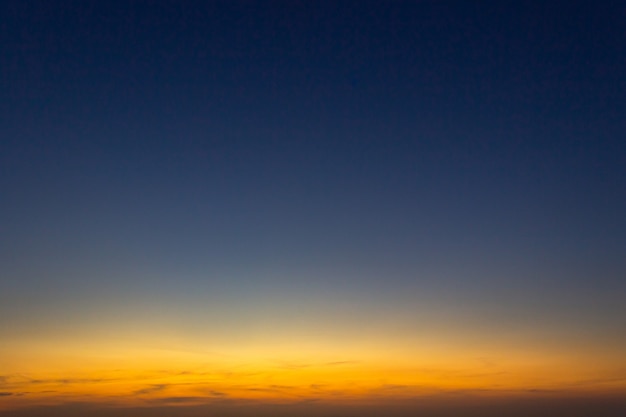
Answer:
[{"left": 3, "top": 330, "right": 626, "bottom": 411}]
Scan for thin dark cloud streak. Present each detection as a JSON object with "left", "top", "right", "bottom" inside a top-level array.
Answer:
[{"left": 133, "top": 384, "right": 169, "bottom": 396}]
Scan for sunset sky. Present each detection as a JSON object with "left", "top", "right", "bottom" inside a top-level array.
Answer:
[{"left": 1, "top": 1, "right": 626, "bottom": 416}]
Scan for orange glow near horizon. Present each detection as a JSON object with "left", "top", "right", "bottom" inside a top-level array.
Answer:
[{"left": 2, "top": 332, "right": 626, "bottom": 411}]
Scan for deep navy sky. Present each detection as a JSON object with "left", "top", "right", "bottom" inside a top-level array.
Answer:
[{"left": 1, "top": 0, "right": 626, "bottom": 353}]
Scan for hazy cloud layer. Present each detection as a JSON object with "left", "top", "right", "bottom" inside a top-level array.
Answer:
[{"left": 3, "top": 397, "right": 626, "bottom": 417}]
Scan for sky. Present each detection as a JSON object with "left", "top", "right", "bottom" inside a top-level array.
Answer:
[{"left": 1, "top": 0, "right": 626, "bottom": 416}]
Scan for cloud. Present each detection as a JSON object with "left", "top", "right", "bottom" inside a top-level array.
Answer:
[
  {"left": 27, "top": 377, "right": 108, "bottom": 385},
  {"left": 57, "top": 378, "right": 105, "bottom": 385},
  {"left": 269, "top": 384, "right": 294, "bottom": 390},
  {"left": 273, "top": 359, "right": 359, "bottom": 370},
  {"left": 569, "top": 375, "right": 626, "bottom": 387},
  {"left": 526, "top": 388, "right": 561, "bottom": 394},
  {"left": 0, "top": 392, "right": 13, "bottom": 396},
  {"left": 147, "top": 396, "right": 208, "bottom": 405},
  {"left": 325, "top": 360, "right": 359, "bottom": 366},
  {"left": 243, "top": 386, "right": 286, "bottom": 393},
  {"left": 134, "top": 384, "right": 169, "bottom": 396}
]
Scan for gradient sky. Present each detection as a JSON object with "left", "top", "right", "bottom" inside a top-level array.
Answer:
[{"left": 1, "top": 1, "right": 626, "bottom": 416}]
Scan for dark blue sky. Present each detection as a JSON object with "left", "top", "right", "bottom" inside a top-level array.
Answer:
[
  {"left": 3, "top": 0, "right": 625, "bottom": 284},
  {"left": 1, "top": 1, "right": 626, "bottom": 414}
]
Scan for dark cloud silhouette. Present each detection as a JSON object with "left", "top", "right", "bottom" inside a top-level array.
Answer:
[
  {"left": 144, "top": 394, "right": 255, "bottom": 406},
  {"left": 0, "top": 391, "right": 14, "bottom": 396},
  {"left": 3, "top": 397, "right": 626, "bottom": 417},
  {"left": 26, "top": 377, "right": 108, "bottom": 385},
  {"left": 134, "top": 384, "right": 169, "bottom": 396},
  {"left": 243, "top": 386, "right": 288, "bottom": 393},
  {"left": 526, "top": 388, "right": 562, "bottom": 394},
  {"left": 152, "top": 396, "right": 203, "bottom": 404}
]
